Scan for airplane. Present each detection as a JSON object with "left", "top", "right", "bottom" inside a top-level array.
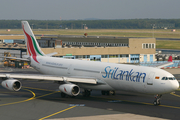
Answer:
[{"left": 0, "top": 21, "right": 179, "bottom": 106}]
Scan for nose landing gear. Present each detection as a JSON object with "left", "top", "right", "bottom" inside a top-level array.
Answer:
[{"left": 153, "top": 94, "right": 162, "bottom": 106}]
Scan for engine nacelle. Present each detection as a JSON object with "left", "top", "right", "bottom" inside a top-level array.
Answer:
[
  {"left": 1, "top": 79, "right": 22, "bottom": 91},
  {"left": 59, "top": 84, "right": 80, "bottom": 96}
]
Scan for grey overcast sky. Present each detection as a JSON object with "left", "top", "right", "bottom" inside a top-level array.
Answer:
[{"left": 0, "top": 0, "right": 180, "bottom": 20}]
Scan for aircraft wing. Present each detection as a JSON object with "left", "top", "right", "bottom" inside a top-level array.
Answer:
[
  {"left": 0, "top": 73, "right": 97, "bottom": 84},
  {"left": 142, "top": 56, "right": 173, "bottom": 69},
  {"left": 151, "top": 62, "right": 174, "bottom": 69}
]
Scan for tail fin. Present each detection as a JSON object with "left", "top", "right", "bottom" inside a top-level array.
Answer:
[
  {"left": 168, "top": 56, "right": 173, "bottom": 62},
  {"left": 21, "top": 21, "right": 45, "bottom": 58}
]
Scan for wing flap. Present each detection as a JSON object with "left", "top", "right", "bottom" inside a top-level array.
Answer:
[
  {"left": 66, "top": 77, "right": 97, "bottom": 84},
  {"left": 0, "top": 74, "right": 97, "bottom": 84}
]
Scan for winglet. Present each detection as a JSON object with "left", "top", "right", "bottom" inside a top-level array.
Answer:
[{"left": 168, "top": 56, "right": 173, "bottom": 62}]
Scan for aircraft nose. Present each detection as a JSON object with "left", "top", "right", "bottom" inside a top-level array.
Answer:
[{"left": 172, "top": 80, "right": 179, "bottom": 91}]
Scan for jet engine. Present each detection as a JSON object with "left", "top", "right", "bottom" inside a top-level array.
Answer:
[
  {"left": 59, "top": 84, "right": 80, "bottom": 96},
  {"left": 1, "top": 79, "right": 22, "bottom": 91}
]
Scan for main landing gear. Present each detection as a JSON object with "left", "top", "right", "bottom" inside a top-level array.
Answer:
[
  {"left": 101, "top": 90, "right": 115, "bottom": 95},
  {"left": 153, "top": 94, "right": 162, "bottom": 106},
  {"left": 82, "top": 89, "right": 91, "bottom": 97}
]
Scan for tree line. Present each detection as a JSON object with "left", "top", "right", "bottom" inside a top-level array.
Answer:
[{"left": 0, "top": 19, "right": 179, "bottom": 29}]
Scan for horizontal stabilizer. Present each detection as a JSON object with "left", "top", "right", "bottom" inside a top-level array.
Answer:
[{"left": 46, "top": 52, "right": 58, "bottom": 57}]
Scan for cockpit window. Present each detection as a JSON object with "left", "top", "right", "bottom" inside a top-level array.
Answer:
[
  {"left": 162, "top": 77, "right": 168, "bottom": 80},
  {"left": 161, "top": 77, "right": 176, "bottom": 80}
]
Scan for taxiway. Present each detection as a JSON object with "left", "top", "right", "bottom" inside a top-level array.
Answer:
[{"left": 0, "top": 68, "right": 180, "bottom": 120}]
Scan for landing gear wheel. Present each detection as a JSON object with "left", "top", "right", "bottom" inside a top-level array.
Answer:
[
  {"left": 83, "top": 89, "right": 91, "bottom": 97},
  {"left": 153, "top": 99, "right": 161, "bottom": 106},
  {"left": 153, "top": 94, "right": 162, "bottom": 106},
  {"left": 61, "top": 92, "right": 66, "bottom": 98}
]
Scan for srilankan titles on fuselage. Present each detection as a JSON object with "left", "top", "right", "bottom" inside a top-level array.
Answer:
[
  {"left": 44, "top": 60, "right": 147, "bottom": 83},
  {"left": 102, "top": 66, "right": 146, "bottom": 83}
]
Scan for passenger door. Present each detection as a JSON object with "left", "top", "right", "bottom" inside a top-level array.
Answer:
[
  {"left": 67, "top": 64, "right": 72, "bottom": 75},
  {"left": 147, "top": 72, "right": 155, "bottom": 85}
]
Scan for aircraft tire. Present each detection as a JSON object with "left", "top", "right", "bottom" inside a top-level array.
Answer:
[
  {"left": 153, "top": 99, "right": 160, "bottom": 106},
  {"left": 153, "top": 100, "right": 157, "bottom": 106}
]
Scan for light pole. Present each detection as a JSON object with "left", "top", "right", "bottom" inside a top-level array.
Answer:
[
  {"left": 151, "top": 24, "right": 155, "bottom": 38},
  {"left": 83, "top": 24, "right": 86, "bottom": 33},
  {"left": 31, "top": 24, "right": 34, "bottom": 29}
]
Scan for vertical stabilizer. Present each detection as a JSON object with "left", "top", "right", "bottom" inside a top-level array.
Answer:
[
  {"left": 22, "top": 21, "right": 45, "bottom": 63},
  {"left": 168, "top": 56, "right": 173, "bottom": 62}
]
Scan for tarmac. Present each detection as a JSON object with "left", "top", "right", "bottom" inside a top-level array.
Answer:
[
  {"left": 45, "top": 66, "right": 180, "bottom": 120},
  {"left": 164, "top": 68, "right": 180, "bottom": 74},
  {"left": 47, "top": 114, "right": 169, "bottom": 120},
  {"left": 0, "top": 68, "right": 180, "bottom": 120}
]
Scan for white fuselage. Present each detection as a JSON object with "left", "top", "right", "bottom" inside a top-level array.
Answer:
[{"left": 31, "top": 56, "right": 179, "bottom": 95}]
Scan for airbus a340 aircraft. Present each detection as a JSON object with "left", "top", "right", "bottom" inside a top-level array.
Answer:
[{"left": 0, "top": 21, "right": 179, "bottom": 106}]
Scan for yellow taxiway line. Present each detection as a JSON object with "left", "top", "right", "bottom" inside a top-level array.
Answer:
[
  {"left": 39, "top": 106, "right": 76, "bottom": 120},
  {"left": 170, "top": 92, "right": 180, "bottom": 97},
  {"left": 0, "top": 88, "right": 59, "bottom": 106},
  {"left": 1, "top": 86, "right": 180, "bottom": 120},
  {"left": 0, "top": 89, "right": 35, "bottom": 107},
  {"left": 22, "top": 86, "right": 56, "bottom": 92},
  {"left": 93, "top": 91, "right": 180, "bottom": 109},
  {"left": 0, "top": 87, "right": 74, "bottom": 120}
]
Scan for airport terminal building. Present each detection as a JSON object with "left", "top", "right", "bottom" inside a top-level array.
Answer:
[{"left": 39, "top": 36, "right": 156, "bottom": 63}]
